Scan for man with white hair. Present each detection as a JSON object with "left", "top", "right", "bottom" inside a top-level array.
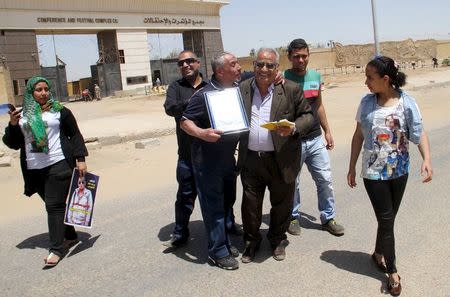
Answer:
[{"left": 181, "top": 52, "right": 243, "bottom": 270}]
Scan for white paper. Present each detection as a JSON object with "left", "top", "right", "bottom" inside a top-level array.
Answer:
[{"left": 205, "top": 87, "right": 249, "bottom": 134}]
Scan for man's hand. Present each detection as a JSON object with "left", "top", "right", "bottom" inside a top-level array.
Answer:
[
  {"left": 274, "top": 70, "right": 285, "bottom": 85},
  {"left": 324, "top": 131, "right": 334, "bottom": 150},
  {"left": 275, "top": 125, "right": 294, "bottom": 137},
  {"left": 199, "top": 128, "right": 223, "bottom": 142}
]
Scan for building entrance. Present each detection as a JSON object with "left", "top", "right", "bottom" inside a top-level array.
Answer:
[{"left": 0, "top": 0, "right": 228, "bottom": 105}]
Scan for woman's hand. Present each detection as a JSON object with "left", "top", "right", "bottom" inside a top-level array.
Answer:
[
  {"left": 420, "top": 160, "right": 433, "bottom": 183},
  {"left": 8, "top": 109, "right": 22, "bottom": 126},
  {"left": 77, "top": 161, "right": 87, "bottom": 177},
  {"left": 347, "top": 168, "right": 357, "bottom": 188},
  {"left": 418, "top": 130, "right": 432, "bottom": 183}
]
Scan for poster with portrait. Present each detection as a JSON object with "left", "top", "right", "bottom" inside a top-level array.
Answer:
[{"left": 64, "top": 169, "right": 99, "bottom": 228}]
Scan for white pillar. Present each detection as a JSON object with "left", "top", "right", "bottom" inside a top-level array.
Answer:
[{"left": 116, "top": 29, "right": 152, "bottom": 90}]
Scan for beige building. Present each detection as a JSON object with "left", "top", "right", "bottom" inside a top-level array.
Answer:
[
  {"left": 0, "top": 0, "right": 229, "bottom": 104},
  {"left": 0, "top": 65, "right": 14, "bottom": 104}
]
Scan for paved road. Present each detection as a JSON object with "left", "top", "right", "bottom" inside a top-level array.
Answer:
[{"left": 1, "top": 125, "right": 449, "bottom": 297}]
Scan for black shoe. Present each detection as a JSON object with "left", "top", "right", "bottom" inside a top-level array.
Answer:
[
  {"left": 229, "top": 245, "right": 239, "bottom": 258},
  {"left": 241, "top": 243, "right": 260, "bottom": 263},
  {"left": 227, "top": 224, "right": 244, "bottom": 236},
  {"left": 163, "top": 236, "right": 188, "bottom": 248},
  {"left": 209, "top": 255, "right": 239, "bottom": 270},
  {"left": 272, "top": 239, "right": 289, "bottom": 261}
]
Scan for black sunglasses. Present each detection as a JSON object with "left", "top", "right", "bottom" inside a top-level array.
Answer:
[
  {"left": 254, "top": 61, "right": 278, "bottom": 70},
  {"left": 177, "top": 58, "right": 197, "bottom": 67}
]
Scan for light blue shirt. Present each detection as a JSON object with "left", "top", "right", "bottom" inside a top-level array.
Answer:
[
  {"left": 248, "top": 81, "right": 275, "bottom": 152},
  {"left": 357, "top": 90, "right": 423, "bottom": 150}
]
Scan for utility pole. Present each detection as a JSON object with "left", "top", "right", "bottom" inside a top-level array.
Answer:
[
  {"left": 52, "top": 33, "right": 60, "bottom": 99},
  {"left": 371, "top": 0, "right": 381, "bottom": 56}
]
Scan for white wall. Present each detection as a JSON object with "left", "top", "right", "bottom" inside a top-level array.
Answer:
[{"left": 116, "top": 30, "right": 152, "bottom": 90}]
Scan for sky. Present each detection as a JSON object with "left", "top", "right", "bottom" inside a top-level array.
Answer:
[{"left": 37, "top": 0, "right": 450, "bottom": 81}]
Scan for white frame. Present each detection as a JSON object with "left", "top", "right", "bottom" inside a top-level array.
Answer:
[{"left": 204, "top": 87, "right": 249, "bottom": 134}]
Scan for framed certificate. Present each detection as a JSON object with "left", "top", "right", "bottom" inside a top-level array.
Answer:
[{"left": 204, "top": 87, "right": 249, "bottom": 134}]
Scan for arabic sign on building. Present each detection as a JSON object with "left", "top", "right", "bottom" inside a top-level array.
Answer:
[
  {"left": 0, "top": 11, "right": 217, "bottom": 30},
  {"left": 143, "top": 17, "right": 205, "bottom": 26}
]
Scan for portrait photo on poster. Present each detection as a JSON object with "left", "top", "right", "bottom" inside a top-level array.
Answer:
[{"left": 64, "top": 169, "right": 100, "bottom": 228}]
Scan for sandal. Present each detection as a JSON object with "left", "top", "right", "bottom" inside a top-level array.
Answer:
[
  {"left": 371, "top": 252, "right": 387, "bottom": 273},
  {"left": 44, "top": 252, "right": 61, "bottom": 268},
  {"left": 387, "top": 275, "right": 402, "bottom": 296}
]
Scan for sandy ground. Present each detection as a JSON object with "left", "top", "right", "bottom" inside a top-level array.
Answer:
[{"left": 0, "top": 67, "right": 449, "bottom": 223}]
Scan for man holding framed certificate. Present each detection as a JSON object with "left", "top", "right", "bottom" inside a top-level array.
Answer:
[
  {"left": 181, "top": 52, "right": 244, "bottom": 270},
  {"left": 237, "top": 48, "right": 314, "bottom": 263}
]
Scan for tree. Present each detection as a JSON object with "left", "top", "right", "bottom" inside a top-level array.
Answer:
[{"left": 165, "top": 49, "right": 181, "bottom": 59}]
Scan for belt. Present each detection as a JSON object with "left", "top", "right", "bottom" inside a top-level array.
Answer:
[{"left": 248, "top": 150, "right": 275, "bottom": 158}]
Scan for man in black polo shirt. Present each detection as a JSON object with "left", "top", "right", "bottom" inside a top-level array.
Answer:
[{"left": 164, "top": 50, "right": 241, "bottom": 248}]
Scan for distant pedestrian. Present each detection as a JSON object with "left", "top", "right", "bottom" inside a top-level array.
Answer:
[
  {"left": 432, "top": 57, "right": 438, "bottom": 68},
  {"left": 82, "top": 88, "right": 92, "bottom": 102},
  {"left": 347, "top": 56, "right": 433, "bottom": 296},
  {"left": 94, "top": 84, "right": 101, "bottom": 101}
]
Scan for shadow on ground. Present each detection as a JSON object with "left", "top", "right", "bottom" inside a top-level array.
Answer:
[
  {"left": 158, "top": 219, "right": 280, "bottom": 264},
  {"left": 298, "top": 212, "right": 322, "bottom": 230},
  {"left": 320, "top": 249, "right": 387, "bottom": 291},
  {"left": 16, "top": 231, "right": 101, "bottom": 258}
]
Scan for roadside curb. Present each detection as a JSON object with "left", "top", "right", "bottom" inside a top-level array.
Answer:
[{"left": 93, "top": 128, "right": 175, "bottom": 147}]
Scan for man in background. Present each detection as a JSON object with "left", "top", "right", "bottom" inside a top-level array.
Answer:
[{"left": 284, "top": 38, "right": 345, "bottom": 237}]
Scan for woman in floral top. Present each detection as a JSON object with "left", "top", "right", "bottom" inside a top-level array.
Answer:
[{"left": 347, "top": 56, "right": 433, "bottom": 296}]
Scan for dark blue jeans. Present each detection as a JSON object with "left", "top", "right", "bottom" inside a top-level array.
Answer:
[
  {"left": 173, "top": 159, "right": 236, "bottom": 242},
  {"left": 193, "top": 162, "right": 236, "bottom": 260},
  {"left": 173, "top": 159, "right": 197, "bottom": 240}
]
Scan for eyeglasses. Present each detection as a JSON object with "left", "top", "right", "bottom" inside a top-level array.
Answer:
[
  {"left": 177, "top": 58, "right": 197, "bottom": 67},
  {"left": 254, "top": 61, "right": 278, "bottom": 70}
]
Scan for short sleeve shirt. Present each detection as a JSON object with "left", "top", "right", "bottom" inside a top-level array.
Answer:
[
  {"left": 356, "top": 98, "right": 412, "bottom": 180},
  {"left": 284, "top": 69, "right": 322, "bottom": 139}
]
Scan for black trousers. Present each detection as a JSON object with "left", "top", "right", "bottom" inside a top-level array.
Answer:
[
  {"left": 241, "top": 151, "right": 295, "bottom": 248},
  {"left": 31, "top": 159, "right": 78, "bottom": 257},
  {"left": 363, "top": 174, "right": 408, "bottom": 273}
]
